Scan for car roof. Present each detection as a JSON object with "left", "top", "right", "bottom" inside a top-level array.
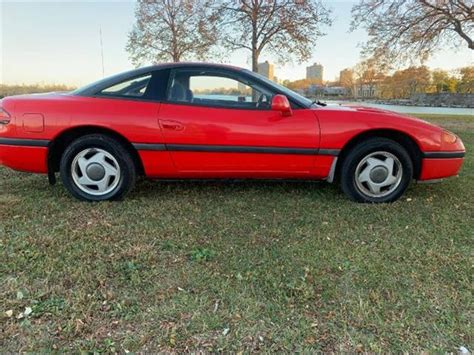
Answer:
[{"left": 148, "top": 62, "right": 243, "bottom": 71}]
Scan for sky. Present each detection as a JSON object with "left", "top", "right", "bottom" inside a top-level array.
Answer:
[{"left": 1, "top": 0, "right": 473, "bottom": 86}]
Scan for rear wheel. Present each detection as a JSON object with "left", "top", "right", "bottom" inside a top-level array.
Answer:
[
  {"left": 340, "top": 138, "right": 413, "bottom": 203},
  {"left": 60, "top": 134, "right": 136, "bottom": 201}
]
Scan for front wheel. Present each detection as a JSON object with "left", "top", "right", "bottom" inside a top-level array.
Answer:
[
  {"left": 340, "top": 138, "right": 413, "bottom": 203},
  {"left": 60, "top": 134, "right": 136, "bottom": 201}
]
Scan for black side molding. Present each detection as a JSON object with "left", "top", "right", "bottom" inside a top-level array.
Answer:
[
  {"left": 423, "top": 151, "right": 465, "bottom": 159},
  {"left": 165, "top": 144, "right": 320, "bottom": 155},
  {"left": 318, "top": 149, "right": 340, "bottom": 156},
  {"left": 0, "top": 138, "right": 50, "bottom": 147},
  {"left": 132, "top": 143, "right": 166, "bottom": 151},
  {"left": 132, "top": 143, "right": 341, "bottom": 156},
  {"left": 0, "top": 138, "right": 342, "bottom": 157}
]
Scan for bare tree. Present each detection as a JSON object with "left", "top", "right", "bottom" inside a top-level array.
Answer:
[
  {"left": 339, "top": 68, "right": 355, "bottom": 96},
  {"left": 351, "top": 0, "right": 473, "bottom": 64},
  {"left": 353, "top": 58, "right": 387, "bottom": 98},
  {"left": 127, "top": 0, "right": 220, "bottom": 65},
  {"left": 220, "top": 0, "right": 332, "bottom": 72},
  {"left": 457, "top": 66, "right": 474, "bottom": 93}
]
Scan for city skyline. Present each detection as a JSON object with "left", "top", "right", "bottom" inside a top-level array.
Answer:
[
  {"left": 306, "top": 63, "right": 324, "bottom": 82},
  {"left": 1, "top": 0, "right": 473, "bottom": 86},
  {"left": 257, "top": 61, "right": 275, "bottom": 82}
]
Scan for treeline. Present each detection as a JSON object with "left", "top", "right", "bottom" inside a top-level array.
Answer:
[
  {"left": 284, "top": 63, "right": 473, "bottom": 99},
  {"left": 193, "top": 87, "right": 250, "bottom": 96},
  {"left": 0, "top": 84, "right": 75, "bottom": 98},
  {"left": 282, "top": 78, "right": 323, "bottom": 92},
  {"left": 377, "top": 66, "right": 473, "bottom": 99},
  {"left": 347, "top": 60, "right": 474, "bottom": 99}
]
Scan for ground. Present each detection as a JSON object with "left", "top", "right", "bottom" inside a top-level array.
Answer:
[{"left": 0, "top": 114, "right": 472, "bottom": 352}]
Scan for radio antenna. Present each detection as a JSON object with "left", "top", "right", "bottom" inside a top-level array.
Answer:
[{"left": 99, "top": 27, "right": 105, "bottom": 77}]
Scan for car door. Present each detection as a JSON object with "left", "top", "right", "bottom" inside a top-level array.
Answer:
[{"left": 158, "top": 67, "right": 320, "bottom": 177}]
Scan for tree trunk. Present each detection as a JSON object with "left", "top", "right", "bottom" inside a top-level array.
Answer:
[
  {"left": 252, "top": 52, "right": 258, "bottom": 73},
  {"left": 251, "top": 6, "right": 259, "bottom": 101},
  {"left": 251, "top": 3, "right": 258, "bottom": 73},
  {"left": 251, "top": 51, "right": 259, "bottom": 101}
]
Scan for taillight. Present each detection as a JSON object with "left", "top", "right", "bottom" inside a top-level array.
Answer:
[{"left": 0, "top": 107, "right": 11, "bottom": 125}]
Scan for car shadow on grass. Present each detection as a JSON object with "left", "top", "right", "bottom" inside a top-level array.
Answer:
[{"left": 130, "top": 177, "right": 340, "bottom": 199}]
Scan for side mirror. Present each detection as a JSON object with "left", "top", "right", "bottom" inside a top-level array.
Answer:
[{"left": 271, "top": 94, "right": 292, "bottom": 117}]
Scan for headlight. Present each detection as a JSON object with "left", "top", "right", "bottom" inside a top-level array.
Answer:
[{"left": 442, "top": 130, "right": 457, "bottom": 144}]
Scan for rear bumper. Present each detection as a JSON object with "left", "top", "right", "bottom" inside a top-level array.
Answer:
[
  {"left": 0, "top": 141, "right": 48, "bottom": 173},
  {"left": 418, "top": 155, "right": 464, "bottom": 181}
]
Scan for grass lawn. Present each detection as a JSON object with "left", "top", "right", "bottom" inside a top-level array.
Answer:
[{"left": 1, "top": 114, "right": 472, "bottom": 352}]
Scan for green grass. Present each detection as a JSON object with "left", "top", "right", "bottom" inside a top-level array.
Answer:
[{"left": 1, "top": 114, "right": 473, "bottom": 352}]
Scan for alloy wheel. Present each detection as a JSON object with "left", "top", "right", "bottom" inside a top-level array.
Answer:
[
  {"left": 354, "top": 151, "right": 403, "bottom": 198},
  {"left": 71, "top": 148, "right": 121, "bottom": 196}
]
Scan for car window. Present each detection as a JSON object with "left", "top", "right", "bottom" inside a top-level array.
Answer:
[
  {"left": 98, "top": 74, "right": 152, "bottom": 98},
  {"left": 243, "top": 69, "right": 312, "bottom": 108},
  {"left": 167, "top": 70, "right": 274, "bottom": 109}
]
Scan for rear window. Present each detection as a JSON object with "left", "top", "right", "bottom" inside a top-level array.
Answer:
[{"left": 99, "top": 74, "right": 151, "bottom": 98}]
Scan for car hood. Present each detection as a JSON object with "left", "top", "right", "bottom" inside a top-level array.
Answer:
[{"left": 316, "top": 103, "right": 442, "bottom": 130}]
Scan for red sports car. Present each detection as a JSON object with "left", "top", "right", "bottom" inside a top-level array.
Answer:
[{"left": 0, "top": 63, "right": 465, "bottom": 202}]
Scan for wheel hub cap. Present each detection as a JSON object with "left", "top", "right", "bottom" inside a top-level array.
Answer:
[
  {"left": 86, "top": 163, "right": 106, "bottom": 181},
  {"left": 370, "top": 166, "right": 389, "bottom": 183},
  {"left": 355, "top": 151, "right": 403, "bottom": 198},
  {"left": 71, "top": 148, "right": 121, "bottom": 196}
]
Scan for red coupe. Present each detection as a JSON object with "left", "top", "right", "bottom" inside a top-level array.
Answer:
[{"left": 0, "top": 63, "right": 465, "bottom": 202}]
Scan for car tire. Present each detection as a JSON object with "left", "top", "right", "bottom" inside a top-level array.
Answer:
[
  {"left": 60, "top": 134, "right": 136, "bottom": 201},
  {"left": 340, "top": 138, "right": 413, "bottom": 203}
]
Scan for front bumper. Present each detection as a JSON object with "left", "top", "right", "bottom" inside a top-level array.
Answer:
[{"left": 418, "top": 155, "right": 464, "bottom": 181}]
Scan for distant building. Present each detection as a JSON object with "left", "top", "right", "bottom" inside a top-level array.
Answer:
[
  {"left": 306, "top": 63, "right": 323, "bottom": 81},
  {"left": 307, "top": 84, "right": 324, "bottom": 96},
  {"left": 339, "top": 68, "right": 355, "bottom": 97},
  {"left": 323, "top": 86, "right": 348, "bottom": 96},
  {"left": 356, "top": 84, "right": 380, "bottom": 98},
  {"left": 257, "top": 61, "right": 275, "bottom": 81},
  {"left": 307, "top": 84, "right": 348, "bottom": 97},
  {"left": 339, "top": 68, "right": 353, "bottom": 86}
]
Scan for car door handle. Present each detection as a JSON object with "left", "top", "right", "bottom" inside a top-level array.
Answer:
[{"left": 160, "top": 120, "right": 184, "bottom": 131}]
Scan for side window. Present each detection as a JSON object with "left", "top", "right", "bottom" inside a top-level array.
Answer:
[
  {"left": 98, "top": 74, "right": 152, "bottom": 98},
  {"left": 167, "top": 70, "right": 274, "bottom": 109}
]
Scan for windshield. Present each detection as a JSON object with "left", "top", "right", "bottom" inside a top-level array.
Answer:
[{"left": 243, "top": 69, "right": 313, "bottom": 107}]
